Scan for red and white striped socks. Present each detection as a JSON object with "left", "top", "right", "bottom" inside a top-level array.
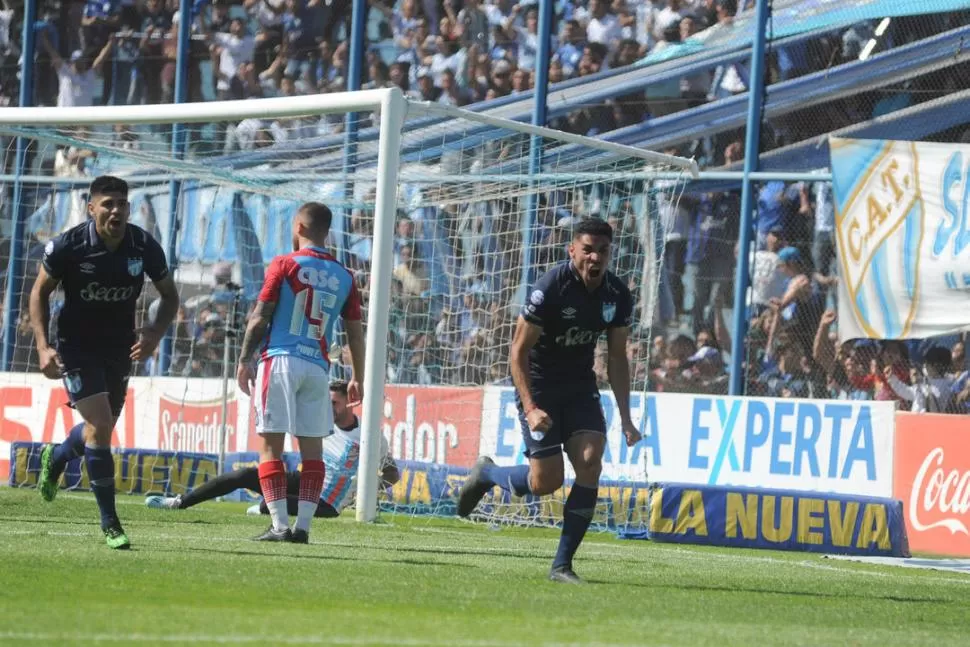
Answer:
[
  {"left": 258, "top": 460, "right": 289, "bottom": 531},
  {"left": 296, "top": 460, "right": 325, "bottom": 533}
]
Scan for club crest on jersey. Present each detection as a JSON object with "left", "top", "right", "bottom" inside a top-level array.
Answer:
[
  {"left": 602, "top": 303, "right": 616, "bottom": 323},
  {"left": 127, "top": 258, "right": 143, "bottom": 276}
]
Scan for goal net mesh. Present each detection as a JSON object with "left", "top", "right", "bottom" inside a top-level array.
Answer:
[{"left": 0, "top": 94, "right": 692, "bottom": 536}]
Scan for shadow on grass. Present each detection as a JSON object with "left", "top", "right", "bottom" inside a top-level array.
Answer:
[
  {"left": 0, "top": 515, "right": 98, "bottom": 527},
  {"left": 180, "top": 545, "right": 479, "bottom": 569},
  {"left": 309, "top": 540, "right": 662, "bottom": 565},
  {"left": 583, "top": 578, "right": 951, "bottom": 604}
]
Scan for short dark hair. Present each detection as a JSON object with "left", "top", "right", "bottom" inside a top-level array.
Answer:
[
  {"left": 329, "top": 380, "right": 348, "bottom": 395},
  {"left": 924, "top": 346, "right": 952, "bottom": 371},
  {"left": 299, "top": 202, "right": 333, "bottom": 235},
  {"left": 573, "top": 218, "right": 613, "bottom": 241},
  {"left": 89, "top": 175, "right": 128, "bottom": 198}
]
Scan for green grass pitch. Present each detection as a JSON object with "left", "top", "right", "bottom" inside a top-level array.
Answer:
[{"left": 1, "top": 488, "right": 969, "bottom": 647}]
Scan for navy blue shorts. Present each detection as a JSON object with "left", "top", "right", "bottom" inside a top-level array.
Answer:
[
  {"left": 58, "top": 346, "right": 131, "bottom": 418},
  {"left": 516, "top": 388, "right": 607, "bottom": 460}
]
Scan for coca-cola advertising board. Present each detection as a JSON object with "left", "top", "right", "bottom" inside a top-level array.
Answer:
[{"left": 894, "top": 413, "right": 970, "bottom": 557}]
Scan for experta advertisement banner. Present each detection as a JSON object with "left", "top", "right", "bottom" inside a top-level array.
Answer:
[
  {"left": 1, "top": 375, "right": 483, "bottom": 479},
  {"left": 830, "top": 137, "right": 970, "bottom": 340},
  {"left": 480, "top": 387, "right": 896, "bottom": 497},
  {"left": 894, "top": 412, "right": 970, "bottom": 557}
]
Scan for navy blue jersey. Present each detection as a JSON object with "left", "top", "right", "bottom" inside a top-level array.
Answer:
[
  {"left": 42, "top": 221, "right": 169, "bottom": 349},
  {"left": 520, "top": 262, "right": 633, "bottom": 390}
]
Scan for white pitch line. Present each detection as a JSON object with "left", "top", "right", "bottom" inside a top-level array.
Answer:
[{"left": 0, "top": 631, "right": 661, "bottom": 647}]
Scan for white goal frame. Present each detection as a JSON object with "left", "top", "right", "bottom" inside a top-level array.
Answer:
[{"left": 0, "top": 88, "right": 697, "bottom": 523}]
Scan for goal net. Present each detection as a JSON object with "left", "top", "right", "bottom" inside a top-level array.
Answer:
[{"left": 0, "top": 89, "right": 695, "bottom": 535}]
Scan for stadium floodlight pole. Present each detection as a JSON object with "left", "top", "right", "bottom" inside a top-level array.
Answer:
[
  {"left": 2, "top": 1, "right": 37, "bottom": 371},
  {"left": 159, "top": 0, "right": 194, "bottom": 377},
  {"left": 340, "top": 0, "right": 367, "bottom": 267},
  {"left": 355, "top": 88, "right": 406, "bottom": 523},
  {"left": 520, "top": 0, "right": 555, "bottom": 305},
  {"left": 728, "top": 0, "right": 772, "bottom": 397}
]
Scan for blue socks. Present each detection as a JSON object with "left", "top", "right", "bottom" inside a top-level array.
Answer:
[
  {"left": 50, "top": 423, "right": 86, "bottom": 482},
  {"left": 84, "top": 446, "right": 118, "bottom": 530},
  {"left": 481, "top": 463, "right": 532, "bottom": 497},
  {"left": 553, "top": 484, "right": 598, "bottom": 570}
]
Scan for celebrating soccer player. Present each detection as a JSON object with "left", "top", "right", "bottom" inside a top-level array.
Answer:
[
  {"left": 146, "top": 380, "right": 399, "bottom": 515},
  {"left": 236, "top": 202, "right": 365, "bottom": 544},
  {"left": 34, "top": 175, "right": 180, "bottom": 549},
  {"left": 458, "top": 218, "right": 641, "bottom": 583}
]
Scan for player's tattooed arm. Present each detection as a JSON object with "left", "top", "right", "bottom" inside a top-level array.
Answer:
[{"left": 238, "top": 300, "right": 276, "bottom": 362}]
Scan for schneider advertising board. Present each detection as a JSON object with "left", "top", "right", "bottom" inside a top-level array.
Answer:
[{"left": 480, "top": 388, "right": 896, "bottom": 498}]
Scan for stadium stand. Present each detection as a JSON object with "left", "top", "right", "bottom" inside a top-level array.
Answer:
[{"left": 2, "top": 0, "right": 970, "bottom": 411}]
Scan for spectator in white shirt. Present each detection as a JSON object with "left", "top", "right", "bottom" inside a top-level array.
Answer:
[
  {"left": 41, "top": 33, "right": 113, "bottom": 108},
  {"left": 884, "top": 347, "right": 959, "bottom": 413},
  {"left": 212, "top": 19, "right": 257, "bottom": 100},
  {"left": 585, "top": 0, "right": 621, "bottom": 49},
  {"left": 653, "top": 0, "right": 684, "bottom": 43}
]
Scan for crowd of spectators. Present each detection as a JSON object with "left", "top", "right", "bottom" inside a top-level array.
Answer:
[{"left": 2, "top": 1, "right": 970, "bottom": 412}]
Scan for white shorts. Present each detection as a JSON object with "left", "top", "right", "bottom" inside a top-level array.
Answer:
[{"left": 253, "top": 355, "right": 334, "bottom": 438}]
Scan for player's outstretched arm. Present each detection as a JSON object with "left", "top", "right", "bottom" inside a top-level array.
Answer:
[
  {"left": 509, "top": 316, "right": 551, "bottom": 432},
  {"left": 29, "top": 266, "right": 62, "bottom": 379},
  {"left": 344, "top": 319, "right": 365, "bottom": 404},
  {"left": 606, "top": 326, "right": 640, "bottom": 447}
]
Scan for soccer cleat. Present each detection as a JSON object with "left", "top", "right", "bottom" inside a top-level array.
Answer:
[
  {"left": 289, "top": 529, "right": 309, "bottom": 544},
  {"left": 548, "top": 566, "right": 583, "bottom": 584},
  {"left": 38, "top": 445, "right": 59, "bottom": 502},
  {"left": 253, "top": 526, "right": 292, "bottom": 542},
  {"left": 457, "top": 456, "right": 495, "bottom": 518},
  {"left": 145, "top": 495, "right": 181, "bottom": 510},
  {"left": 103, "top": 524, "right": 131, "bottom": 550}
]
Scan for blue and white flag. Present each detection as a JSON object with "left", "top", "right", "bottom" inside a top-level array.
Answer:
[{"left": 830, "top": 137, "right": 970, "bottom": 340}]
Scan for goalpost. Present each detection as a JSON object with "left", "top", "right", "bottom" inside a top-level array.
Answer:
[{"left": 0, "top": 88, "right": 696, "bottom": 528}]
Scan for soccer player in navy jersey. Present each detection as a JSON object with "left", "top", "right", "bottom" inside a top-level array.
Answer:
[
  {"left": 458, "top": 218, "right": 641, "bottom": 583},
  {"left": 236, "top": 202, "right": 366, "bottom": 544},
  {"left": 33, "top": 175, "right": 180, "bottom": 549}
]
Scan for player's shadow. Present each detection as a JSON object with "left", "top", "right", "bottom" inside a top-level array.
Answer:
[
  {"left": 316, "top": 541, "right": 555, "bottom": 562},
  {"left": 178, "top": 545, "right": 478, "bottom": 569},
  {"left": 583, "top": 579, "right": 950, "bottom": 604},
  {"left": 0, "top": 515, "right": 99, "bottom": 527}
]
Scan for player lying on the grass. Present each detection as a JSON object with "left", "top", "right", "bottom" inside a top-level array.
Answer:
[
  {"left": 145, "top": 380, "right": 399, "bottom": 515},
  {"left": 458, "top": 218, "right": 641, "bottom": 584},
  {"left": 236, "top": 201, "right": 366, "bottom": 544},
  {"left": 33, "top": 175, "right": 180, "bottom": 550}
]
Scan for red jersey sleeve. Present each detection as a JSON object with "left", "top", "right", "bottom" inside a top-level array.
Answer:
[
  {"left": 259, "top": 256, "right": 288, "bottom": 303},
  {"left": 342, "top": 276, "right": 363, "bottom": 321}
]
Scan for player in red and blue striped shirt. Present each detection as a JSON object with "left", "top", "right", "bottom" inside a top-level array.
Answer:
[{"left": 236, "top": 202, "right": 365, "bottom": 544}]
